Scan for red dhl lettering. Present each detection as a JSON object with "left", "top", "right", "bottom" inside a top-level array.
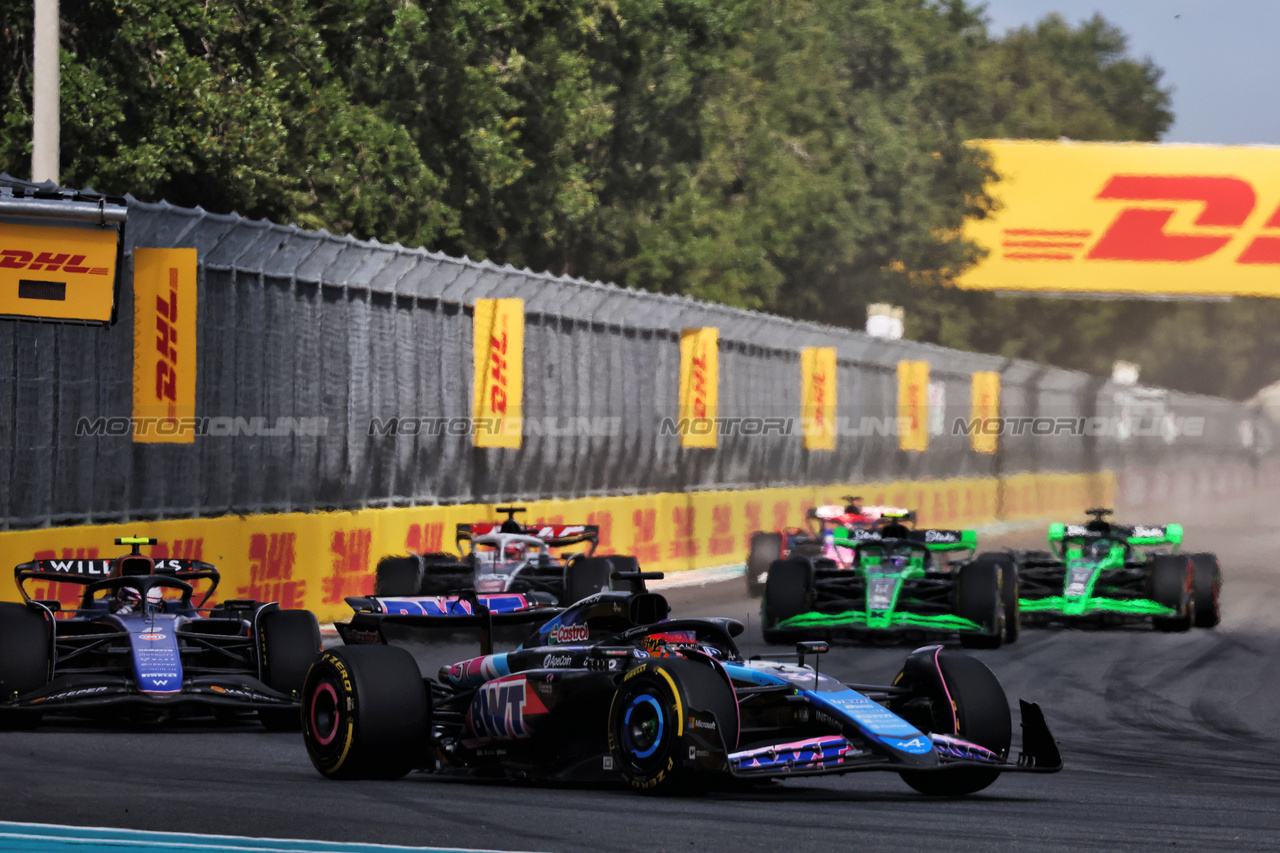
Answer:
[
  {"left": 812, "top": 370, "right": 827, "bottom": 427},
  {"left": 154, "top": 268, "right": 180, "bottom": 409},
  {"left": 0, "top": 249, "right": 107, "bottom": 275},
  {"left": 1004, "top": 174, "right": 1280, "bottom": 265},
  {"left": 691, "top": 351, "right": 709, "bottom": 419}
]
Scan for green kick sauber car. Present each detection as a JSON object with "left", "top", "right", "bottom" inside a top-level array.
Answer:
[
  {"left": 762, "top": 516, "right": 1019, "bottom": 649},
  {"left": 1014, "top": 508, "right": 1221, "bottom": 631}
]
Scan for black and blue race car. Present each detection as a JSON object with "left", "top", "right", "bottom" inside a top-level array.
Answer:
[
  {"left": 0, "top": 537, "right": 321, "bottom": 729},
  {"left": 304, "top": 572, "right": 1061, "bottom": 795}
]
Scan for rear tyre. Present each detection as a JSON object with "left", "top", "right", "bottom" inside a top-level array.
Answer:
[
  {"left": 745, "top": 533, "right": 782, "bottom": 598},
  {"left": 762, "top": 557, "right": 813, "bottom": 644},
  {"left": 374, "top": 555, "right": 425, "bottom": 596},
  {"left": 956, "top": 561, "right": 1003, "bottom": 649},
  {"left": 608, "top": 657, "right": 737, "bottom": 794},
  {"left": 1150, "top": 555, "right": 1193, "bottom": 632},
  {"left": 1188, "top": 553, "right": 1221, "bottom": 628},
  {"left": 258, "top": 609, "right": 322, "bottom": 730},
  {"left": 302, "top": 645, "right": 430, "bottom": 779},
  {"left": 563, "top": 557, "right": 616, "bottom": 605},
  {"left": 0, "top": 603, "right": 50, "bottom": 730},
  {"left": 892, "top": 649, "right": 1012, "bottom": 795}
]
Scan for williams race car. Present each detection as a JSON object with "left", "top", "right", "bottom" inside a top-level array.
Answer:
[
  {"left": 0, "top": 537, "right": 321, "bottom": 728},
  {"left": 761, "top": 519, "right": 1018, "bottom": 648},
  {"left": 302, "top": 573, "right": 1060, "bottom": 795},
  {"left": 744, "top": 498, "right": 913, "bottom": 596},
  {"left": 374, "top": 506, "right": 633, "bottom": 605},
  {"left": 1015, "top": 509, "right": 1221, "bottom": 630}
]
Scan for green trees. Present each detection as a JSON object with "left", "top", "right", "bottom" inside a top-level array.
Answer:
[{"left": 6, "top": 1, "right": 1262, "bottom": 397}]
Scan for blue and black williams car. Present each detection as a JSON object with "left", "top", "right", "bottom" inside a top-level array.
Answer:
[{"left": 0, "top": 537, "right": 321, "bottom": 729}]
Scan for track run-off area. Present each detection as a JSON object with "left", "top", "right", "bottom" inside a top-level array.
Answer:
[{"left": 1, "top": 486, "right": 1277, "bottom": 852}]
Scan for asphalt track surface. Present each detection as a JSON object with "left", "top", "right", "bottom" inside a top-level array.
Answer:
[{"left": 2, "top": 490, "right": 1279, "bottom": 852}]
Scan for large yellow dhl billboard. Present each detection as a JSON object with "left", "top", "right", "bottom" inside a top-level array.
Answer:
[{"left": 959, "top": 140, "right": 1280, "bottom": 297}]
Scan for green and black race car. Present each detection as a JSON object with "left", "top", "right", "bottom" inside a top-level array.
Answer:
[
  {"left": 762, "top": 516, "right": 1019, "bottom": 649},
  {"left": 1015, "top": 509, "right": 1221, "bottom": 631}
]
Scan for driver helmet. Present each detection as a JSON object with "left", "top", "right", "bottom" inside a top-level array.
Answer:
[
  {"left": 115, "top": 586, "right": 165, "bottom": 614},
  {"left": 1083, "top": 538, "right": 1113, "bottom": 561},
  {"left": 503, "top": 543, "right": 526, "bottom": 562}
]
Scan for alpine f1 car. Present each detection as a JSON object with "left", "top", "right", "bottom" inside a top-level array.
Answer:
[
  {"left": 745, "top": 497, "right": 914, "bottom": 596},
  {"left": 302, "top": 572, "right": 1060, "bottom": 795},
  {"left": 0, "top": 537, "right": 321, "bottom": 728},
  {"left": 761, "top": 518, "right": 1018, "bottom": 648},
  {"left": 1015, "top": 509, "right": 1221, "bottom": 630},
  {"left": 374, "top": 506, "right": 632, "bottom": 605}
]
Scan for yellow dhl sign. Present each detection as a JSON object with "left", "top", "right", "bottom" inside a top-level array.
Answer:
[
  {"left": 960, "top": 140, "right": 1280, "bottom": 297},
  {"left": 0, "top": 222, "right": 118, "bottom": 321}
]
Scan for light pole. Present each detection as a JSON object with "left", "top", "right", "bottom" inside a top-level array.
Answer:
[{"left": 32, "top": 0, "right": 59, "bottom": 184}]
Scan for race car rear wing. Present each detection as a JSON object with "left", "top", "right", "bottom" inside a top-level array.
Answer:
[
  {"left": 456, "top": 523, "right": 599, "bottom": 551},
  {"left": 13, "top": 556, "right": 221, "bottom": 606},
  {"left": 832, "top": 527, "right": 976, "bottom": 552},
  {"left": 1048, "top": 522, "right": 1183, "bottom": 549}
]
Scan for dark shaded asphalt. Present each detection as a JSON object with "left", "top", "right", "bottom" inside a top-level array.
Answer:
[{"left": 2, "top": 495, "right": 1278, "bottom": 852}]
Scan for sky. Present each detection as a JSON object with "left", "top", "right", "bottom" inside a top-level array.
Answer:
[{"left": 978, "top": 0, "right": 1280, "bottom": 146}]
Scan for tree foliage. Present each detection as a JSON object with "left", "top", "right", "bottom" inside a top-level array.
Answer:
[{"left": 5, "top": 1, "right": 1267, "bottom": 398}]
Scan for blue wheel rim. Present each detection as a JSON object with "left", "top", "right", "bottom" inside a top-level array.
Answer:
[{"left": 623, "top": 694, "right": 664, "bottom": 759}]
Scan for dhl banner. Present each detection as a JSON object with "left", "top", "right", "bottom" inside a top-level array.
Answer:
[
  {"left": 0, "top": 222, "right": 119, "bottom": 322},
  {"left": 473, "top": 299, "right": 524, "bottom": 448},
  {"left": 0, "top": 471, "right": 1115, "bottom": 623},
  {"left": 132, "top": 249, "right": 197, "bottom": 443},
  {"left": 897, "top": 360, "right": 930, "bottom": 452},
  {"left": 678, "top": 327, "right": 719, "bottom": 448},
  {"left": 961, "top": 140, "right": 1280, "bottom": 297},
  {"left": 800, "top": 347, "right": 837, "bottom": 451},
  {"left": 970, "top": 371, "right": 1000, "bottom": 455}
]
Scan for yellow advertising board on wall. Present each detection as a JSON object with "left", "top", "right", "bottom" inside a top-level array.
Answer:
[
  {"left": 897, "top": 360, "right": 929, "bottom": 452},
  {"left": 678, "top": 327, "right": 719, "bottom": 448},
  {"left": 0, "top": 222, "right": 120, "bottom": 322},
  {"left": 970, "top": 371, "right": 1000, "bottom": 455},
  {"left": 132, "top": 248, "right": 198, "bottom": 443},
  {"left": 960, "top": 140, "right": 1280, "bottom": 297},
  {"left": 472, "top": 298, "right": 524, "bottom": 448},
  {"left": 800, "top": 347, "right": 837, "bottom": 451}
]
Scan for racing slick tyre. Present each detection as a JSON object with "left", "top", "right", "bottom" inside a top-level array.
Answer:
[
  {"left": 745, "top": 533, "right": 782, "bottom": 598},
  {"left": 1188, "top": 553, "right": 1222, "bottom": 629},
  {"left": 302, "top": 644, "right": 430, "bottom": 780},
  {"left": 978, "top": 553, "right": 1020, "bottom": 644},
  {"left": 258, "top": 609, "right": 323, "bottom": 730},
  {"left": 564, "top": 557, "right": 616, "bottom": 605},
  {"left": 374, "top": 554, "right": 425, "bottom": 596},
  {"left": 608, "top": 656, "right": 739, "bottom": 794},
  {"left": 0, "top": 603, "right": 50, "bottom": 729},
  {"left": 762, "top": 557, "right": 813, "bottom": 644},
  {"left": 956, "top": 561, "right": 1004, "bottom": 650},
  {"left": 1150, "top": 555, "right": 1194, "bottom": 633},
  {"left": 891, "top": 647, "right": 1012, "bottom": 796}
]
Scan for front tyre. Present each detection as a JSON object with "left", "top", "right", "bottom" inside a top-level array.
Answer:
[
  {"left": 1188, "top": 553, "right": 1221, "bottom": 628},
  {"left": 258, "top": 609, "right": 322, "bottom": 730},
  {"left": 762, "top": 557, "right": 813, "bottom": 645},
  {"left": 302, "top": 645, "right": 430, "bottom": 780},
  {"left": 608, "top": 657, "right": 737, "bottom": 794},
  {"left": 0, "top": 603, "right": 51, "bottom": 730},
  {"left": 745, "top": 533, "right": 782, "bottom": 598},
  {"left": 1150, "top": 555, "right": 1194, "bottom": 632},
  {"left": 892, "top": 648, "right": 1011, "bottom": 796},
  {"left": 956, "top": 561, "right": 1003, "bottom": 650}
]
